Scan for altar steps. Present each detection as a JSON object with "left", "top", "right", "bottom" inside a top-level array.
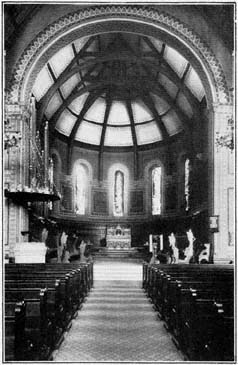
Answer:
[{"left": 93, "top": 247, "right": 147, "bottom": 261}]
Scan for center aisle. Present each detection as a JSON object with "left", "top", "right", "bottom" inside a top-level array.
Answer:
[{"left": 53, "top": 261, "right": 184, "bottom": 362}]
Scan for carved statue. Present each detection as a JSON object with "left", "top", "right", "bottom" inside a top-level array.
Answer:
[
  {"left": 169, "top": 232, "right": 179, "bottom": 263},
  {"left": 185, "top": 229, "right": 195, "bottom": 263}
]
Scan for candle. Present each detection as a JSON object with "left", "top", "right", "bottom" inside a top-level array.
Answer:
[
  {"left": 160, "top": 234, "right": 163, "bottom": 251},
  {"left": 149, "top": 234, "right": 153, "bottom": 252}
]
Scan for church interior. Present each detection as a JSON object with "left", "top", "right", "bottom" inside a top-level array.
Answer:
[{"left": 3, "top": 3, "right": 235, "bottom": 362}]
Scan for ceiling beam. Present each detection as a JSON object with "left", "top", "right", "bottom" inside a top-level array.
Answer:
[
  {"left": 141, "top": 36, "right": 200, "bottom": 109},
  {"left": 72, "top": 42, "right": 84, "bottom": 85},
  {"left": 79, "top": 56, "right": 200, "bottom": 108},
  {"left": 38, "top": 52, "right": 199, "bottom": 127},
  {"left": 66, "top": 88, "right": 104, "bottom": 174},
  {"left": 150, "top": 87, "right": 192, "bottom": 135},
  {"left": 126, "top": 98, "right": 139, "bottom": 179},
  {"left": 47, "top": 64, "right": 102, "bottom": 131},
  {"left": 37, "top": 36, "right": 97, "bottom": 120},
  {"left": 174, "top": 62, "right": 191, "bottom": 102},
  {"left": 181, "top": 62, "right": 191, "bottom": 82},
  {"left": 141, "top": 93, "right": 169, "bottom": 142},
  {"left": 49, "top": 75, "right": 193, "bottom": 135},
  {"left": 69, "top": 88, "right": 104, "bottom": 143},
  {"left": 97, "top": 35, "right": 101, "bottom": 52},
  {"left": 126, "top": 99, "right": 138, "bottom": 148},
  {"left": 99, "top": 94, "right": 112, "bottom": 151},
  {"left": 98, "top": 93, "right": 112, "bottom": 181},
  {"left": 47, "top": 62, "right": 66, "bottom": 102},
  {"left": 48, "top": 84, "right": 95, "bottom": 133},
  {"left": 140, "top": 63, "right": 193, "bottom": 134},
  {"left": 38, "top": 34, "right": 200, "bottom": 108},
  {"left": 41, "top": 35, "right": 96, "bottom": 103}
]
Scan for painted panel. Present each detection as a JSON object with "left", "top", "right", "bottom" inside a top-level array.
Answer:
[
  {"left": 130, "top": 191, "right": 144, "bottom": 214},
  {"left": 93, "top": 190, "right": 108, "bottom": 214}
]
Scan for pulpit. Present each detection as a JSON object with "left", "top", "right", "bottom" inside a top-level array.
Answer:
[{"left": 106, "top": 225, "right": 131, "bottom": 249}]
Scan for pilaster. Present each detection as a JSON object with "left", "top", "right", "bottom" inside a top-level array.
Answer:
[{"left": 211, "top": 104, "right": 234, "bottom": 263}]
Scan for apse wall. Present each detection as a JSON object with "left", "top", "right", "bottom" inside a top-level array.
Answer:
[{"left": 50, "top": 134, "right": 208, "bottom": 246}]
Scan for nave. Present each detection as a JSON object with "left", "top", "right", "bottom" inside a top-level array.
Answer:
[
  {"left": 5, "top": 259, "right": 234, "bottom": 362},
  {"left": 53, "top": 261, "right": 184, "bottom": 362}
]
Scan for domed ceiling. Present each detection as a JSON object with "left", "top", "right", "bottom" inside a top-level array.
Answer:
[{"left": 33, "top": 32, "right": 205, "bottom": 149}]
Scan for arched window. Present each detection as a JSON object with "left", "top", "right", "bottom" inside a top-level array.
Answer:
[
  {"left": 185, "top": 158, "right": 190, "bottom": 211},
  {"left": 113, "top": 170, "right": 124, "bottom": 216},
  {"left": 152, "top": 166, "right": 162, "bottom": 215},
  {"left": 74, "top": 164, "right": 88, "bottom": 215}
]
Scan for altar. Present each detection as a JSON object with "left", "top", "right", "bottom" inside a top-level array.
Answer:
[{"left": 106, "top": 225, "right": 131, "bottom": 249}]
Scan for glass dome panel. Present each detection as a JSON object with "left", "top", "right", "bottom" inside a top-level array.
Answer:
[
  {"left": 132, "top": 100, "right": 154, "bottom": 124},
  {"left": 108, "top": 101, "right": 130, "bottom": 125},
  {"left": 184, "top": 67, "right": 205, "bottom": 101},
  {"left": 164, "top": 46, "right": 188, "bottom": 78},
  {"left": 150, "top": 94, "right": 170, "bottom": 115},
  {"left": 45, "top": 91, "right": 62, "bottom": 119},
  {"left": 162, "top": 110, "right": 183, "bottom": 135},
  {"left": 49, "top": 44, "right": 74, "bottom": 78},
  {"left": 68, "top": 93, "right": 90, "bottom": 115},
  {"left": 158, "top": 74, "right": 179, "bottom": 99},
  {"left": 75, "top": 121, "right": 102, "bottom": 145},
  {"left": 136, "top": 122, "right": 162, "bottom": 145},
  {"left": 55, "top": 109, "right": 77, "bottom": 136},
  {"left": 84, "top": 98, "right": 106, "bottom": 124},
  {"left": 177, "top": 92, "right": 194, "bottom": 118},
  {"left": 104, "top": 126, "right": 133, "bottom": 146},
  {"left": 60, "top": 74, "right": 81, "bottom": 99},
  {"left": 32, "top": 66, "right": 54, "bottom": 101}
]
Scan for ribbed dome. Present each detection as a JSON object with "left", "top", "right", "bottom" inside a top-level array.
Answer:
[{"left": 33, "top": 32, "right": 205, "bottom": 149}]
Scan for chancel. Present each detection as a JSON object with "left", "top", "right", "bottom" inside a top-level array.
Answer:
[{"left": 3, "top": 3, "right": 235, "bottom": 363}]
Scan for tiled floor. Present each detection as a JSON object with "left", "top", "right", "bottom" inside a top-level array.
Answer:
[{"left": 53, "top": 261, "right": 184, "bottom": 362}]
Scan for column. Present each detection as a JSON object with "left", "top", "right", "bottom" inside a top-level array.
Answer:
[{"left": 4, "top": 103, "right": 30, "bottom": 259}]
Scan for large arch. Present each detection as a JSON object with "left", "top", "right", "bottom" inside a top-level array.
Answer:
[{"left": 6, "top": 6, "right": 230, "bottom": 107}]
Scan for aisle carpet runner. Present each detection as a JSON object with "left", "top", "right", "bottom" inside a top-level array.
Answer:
[{"left": 53, "top": 261, "right": 184, "bottom": 362}]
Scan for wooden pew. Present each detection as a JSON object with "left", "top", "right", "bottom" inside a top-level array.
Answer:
[
  {"left": 4, "top": 262, "right": 94, "bottom": 360},
  {"left": 179, "top": 292, "right": 234, "bottom": 361},
  {"left": 5, "top": 263, "right": 91, "bottom": 308},
  {"left": 5, "top": 285, "right": 63, "bottom": 359},
  {"left": 5, "top": 271, "right": 78, "bottom": 322},
  {"left": 143, "top": 263, "right": 234, "bottom": 361},
  {"left": 5, "top": 301, "right": 26, "bottom": 361},
  {"left": 4, "top": 289, "right": 53, "bottom": 361}
]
